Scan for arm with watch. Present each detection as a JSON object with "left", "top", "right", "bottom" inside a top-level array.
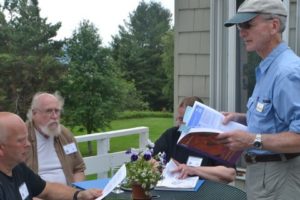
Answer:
[
  {"left": 37, "top": 182, "right": 102, "bottom": 200},
  {"left": 217, "top": 128, "right": 300, "bottom": 153},
  {"left": 216, "top": 112, "right": 300, "bottom": 153}
]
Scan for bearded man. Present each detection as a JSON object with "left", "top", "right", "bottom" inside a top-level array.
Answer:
[{"left": 26, "top": 92, "right": 85, "bottom": 186}]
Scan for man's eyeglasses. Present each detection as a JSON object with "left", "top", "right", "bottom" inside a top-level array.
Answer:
[
  {"left": 35, "top": 108, "right": 62, "bottom": 116},
  {"left": 237, "top": 21, "right": 253, "bottom": 30},
  {"left": 237, "top": 17, "right": 274, "bottom": 30}
]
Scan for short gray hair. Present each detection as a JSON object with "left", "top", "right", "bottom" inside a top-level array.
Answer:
[
  {"left": 26, "top": 91, "right": 64, "bottom": 121},
  {"left": 261, "top": 13, "right": 287, "bottom": 33}
]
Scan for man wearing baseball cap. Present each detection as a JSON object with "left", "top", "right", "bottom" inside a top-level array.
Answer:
[{"left": 217, "top": 0, "right": 300, "bottom": 199}]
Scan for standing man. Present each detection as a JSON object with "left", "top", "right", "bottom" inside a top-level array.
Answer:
[
  {"left": 218, "top": 0, "right": 300, "bottom": 199},
  {"left": 0, "top": 112, "right": 102, "bottom": 199},
  {"left": 26, "top": 92, "right": 85, "bottom": 185}
]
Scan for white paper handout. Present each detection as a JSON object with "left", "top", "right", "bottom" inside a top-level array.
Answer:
[
  {"left": 96, "top": 164, "right": 126, "bottom": 200},
  {"left": 155, "top": 160, "right": 199, "bottom": 190},
  {"left": 178, "top": 101, "right": 247, "bottom": 142}
]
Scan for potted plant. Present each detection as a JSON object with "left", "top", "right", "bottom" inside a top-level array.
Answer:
[{"left": 125, "top": 148, "right": 164, "bottom": 200}]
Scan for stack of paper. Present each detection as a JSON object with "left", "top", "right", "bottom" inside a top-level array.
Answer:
[{"left": 155, "top": 160, "right": 204, "bottom": 191}]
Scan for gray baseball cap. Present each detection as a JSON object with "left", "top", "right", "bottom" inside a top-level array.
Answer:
[{"left": 224, "top": 0, "right": 287, "bottom": 27}]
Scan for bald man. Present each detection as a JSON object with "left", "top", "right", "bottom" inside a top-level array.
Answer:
[
  {"left": 0, "top": 112, "right": 102, "bottom": 200},
  {"left": 25, "top": 92, "right": 85, "bottom": 186}
]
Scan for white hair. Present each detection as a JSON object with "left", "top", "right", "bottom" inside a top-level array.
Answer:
[{"left": 26, "top": 91, "right": 64, "bottom": 121}]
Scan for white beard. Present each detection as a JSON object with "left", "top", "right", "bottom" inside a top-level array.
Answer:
[{"left": 39, "top": 121, "right": 61, "bottom": 137}]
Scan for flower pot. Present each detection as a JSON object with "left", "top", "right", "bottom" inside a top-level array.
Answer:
[{"left": 131, "top": 184, "right": 152, "bottom": 200}]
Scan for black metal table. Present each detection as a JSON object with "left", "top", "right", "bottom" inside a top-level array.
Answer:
[{"left": 105, "top": 180, "right": 246, "bottom": 200}]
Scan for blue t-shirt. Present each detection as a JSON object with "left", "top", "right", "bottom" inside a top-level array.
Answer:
[{"left": 247, "top": 42, "right": 300, "bottom": 154}]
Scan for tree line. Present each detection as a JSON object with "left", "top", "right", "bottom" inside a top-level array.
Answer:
[{"left": 0, "top": 0, "right": 174, "bottom": 134}]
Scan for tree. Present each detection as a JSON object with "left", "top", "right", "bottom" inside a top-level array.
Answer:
[
  {"left": 161, "top": 29, "right": 174, "bottom": 110},
  {"left": 111, "top": 1, "right": 172, "bottom": 110},
  {"left": 0, "top": 0, "right": 64, "bottom": 119},
  {"left": 62, "top": 20, "right": 140, "bottom": 154}
]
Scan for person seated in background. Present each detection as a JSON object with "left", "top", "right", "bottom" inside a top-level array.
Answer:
[
  {"left": 25, "top": 92, "right": 85, "bottom": 185},
  {"left": 0, "top": 112, "right": 102, "bottom": 200},
  {"left": 153, "top": 96, "right": 236, "bottom": 183}
]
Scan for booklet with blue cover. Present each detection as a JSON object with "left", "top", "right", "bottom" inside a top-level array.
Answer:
[
  {"left": 177, "top": 101, "right": 247, "bottom": 167},
  {"left": 72, "top": 178, "right": 110, "bottom": 190}
]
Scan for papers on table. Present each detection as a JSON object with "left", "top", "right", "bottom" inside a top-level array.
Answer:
[
  {"left": 155, "top": 160, "right": 201, "bottom": 191},
  {"left": 96, "top": 164, "right": 126, "bottom": 200}
]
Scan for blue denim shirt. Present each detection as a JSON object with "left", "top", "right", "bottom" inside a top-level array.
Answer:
[{"left": 246, "top": 42, "right": 300, "bottom": 154}]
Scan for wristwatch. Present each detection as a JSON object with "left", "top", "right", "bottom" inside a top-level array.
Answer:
[
  {"left": 253, "top": 133, "right": 263, "bottom": 149},
  {"left": 73, "top": 190, "right": 81, "bottom": 200}
]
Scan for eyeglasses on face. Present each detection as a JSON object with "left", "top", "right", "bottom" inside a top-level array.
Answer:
[
  {"left": 35, "top": 108, "right": 62, "bottom": 116},
  {"left": 237, "top": 21, "right": 253, "bottom": 30},
  {"left": 237, "top": 17, "right": 274, "bottom": 30}
]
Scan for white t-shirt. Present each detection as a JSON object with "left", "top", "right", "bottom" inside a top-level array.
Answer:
[{"left": 35, "top": 129, "right": 67, "bottom": 185}]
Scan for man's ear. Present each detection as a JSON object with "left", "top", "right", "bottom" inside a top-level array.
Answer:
[
  {"left": 271, "top": 18, "right": 280, "bottom": 34},
  {"left": 0, "top": 144, "right": 5, "bottom": 156}
]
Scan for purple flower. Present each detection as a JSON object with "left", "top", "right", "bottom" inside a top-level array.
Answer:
[
  {"left": 143, "top": 152, "right": 152, "bottom": 161},
  {"left": 131, "top": 153, "right": 138, "bottom": 161},
  {"left": 125, "top": 148, "right": 132, "bottom": 154}
]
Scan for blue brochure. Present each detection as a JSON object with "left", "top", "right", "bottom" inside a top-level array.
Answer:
[{"left": 72, "top": 178, "right": 111, "bottom": 190}]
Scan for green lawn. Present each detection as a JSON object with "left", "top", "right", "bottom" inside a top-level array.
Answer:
[{"left": 76, "top": 117, "right": 173, "bottom": 156}]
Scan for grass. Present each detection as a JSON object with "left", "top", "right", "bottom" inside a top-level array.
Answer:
[{"left": 76, "top": 117, "right": 173, "bottom": 156}]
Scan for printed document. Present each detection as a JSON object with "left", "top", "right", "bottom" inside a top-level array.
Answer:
[
  {"left": 178, "top": 101, "right": 247, "bottom": 142},
  {"left": 155, "top": 160, "right": 199, "bottom": 190},
  {"left": 96, "top": 164, "right": 126, "bottom": 200}
]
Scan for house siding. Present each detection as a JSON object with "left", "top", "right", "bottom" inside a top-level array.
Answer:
[{"left": 174, "top": 0, "right": 210, "bottom": 112}]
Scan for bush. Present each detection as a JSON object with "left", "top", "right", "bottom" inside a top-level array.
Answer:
[{"left": 117, "top": 111, "right": 173, "bottom": 119}]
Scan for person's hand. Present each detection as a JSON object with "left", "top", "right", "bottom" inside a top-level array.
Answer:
[
  {"left": 78, "top": 189, "right": 102, "bottom": 200},
  {"left": 222, "top": 112, "right": 243, "bottom": 124},
  {"left": 216, "top": 130, "right": 255, "bottom": 151},
  {"left": 171, "top": 160, "right": 196, "bottom": 179}
]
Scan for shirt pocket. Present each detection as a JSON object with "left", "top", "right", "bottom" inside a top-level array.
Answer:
[{"left": 247, "top": 97, "right": 275, "bottom": 132}]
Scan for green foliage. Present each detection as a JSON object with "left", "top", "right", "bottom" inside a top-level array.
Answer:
[
  {"left": 62, "top": 20, "right": 119, "bottom": 134},
  {"left": 111, "top": 1, "right": 173, "bottom": 111},
  {"left": 62, "top": 20, "right": 146, "bottom": 137},
  {"left": 0, "top": 53, "right": 65, "bottom": 118},
  {"left": 161, "top": 30, "right": 174, "bottom": 110},
  {"left": 0, "top": 0, "right": 64, "bottom": 119},
  {"left": 117, "top": 111, "right": 172, "bottom": 119}
]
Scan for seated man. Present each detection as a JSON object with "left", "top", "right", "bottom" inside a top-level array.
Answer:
[
  {"left": 25, "top": 92, "right": 85, "bottom": 185},
  {"left": 153, "top": 96, "right": 236, "bottom": 183},
  {"left": 0, "top": 112, "right": 102, "bottom": 200}
]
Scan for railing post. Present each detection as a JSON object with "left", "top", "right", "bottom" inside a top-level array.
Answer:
[
  {"left": 139, "top": 127, "right": 149, "bottom": 150},
  {"left": 96, "top": 138, "right": 110, "bottom": 178}
]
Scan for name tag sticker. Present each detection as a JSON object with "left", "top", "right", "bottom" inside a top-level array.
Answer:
[
  {"left": 256, "top": 102, "right": 264, "bottom": 112},
  {"left": 187, "top": 156, "right": 203, "bottom": 167},
  {"left": 19, "top": 183, "right": 29, "bottom": 200},
  {"left": 63, "top": 142, "right": 77, "bottom": 155}
]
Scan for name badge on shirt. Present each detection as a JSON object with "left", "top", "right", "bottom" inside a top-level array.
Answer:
[
  {"left": 19, "top": 183, "right": 29, "bottom": 200},
  {"left": 256, "top": 102, "right": 264, "bottom": 112},
  {"left": 63, "top": 142, "right": 77, "bottom": 155},
  {"left": 186, "top": 156, "right": 203, "bottom": 167}
]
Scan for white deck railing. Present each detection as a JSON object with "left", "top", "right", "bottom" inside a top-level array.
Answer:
[{"left": 75, "top": 126, "right": 149, "bottom": 178}]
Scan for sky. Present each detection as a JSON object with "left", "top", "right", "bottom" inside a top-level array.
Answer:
[{"left": 38, "top": 0, "right": 174, "bottom": 46}]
